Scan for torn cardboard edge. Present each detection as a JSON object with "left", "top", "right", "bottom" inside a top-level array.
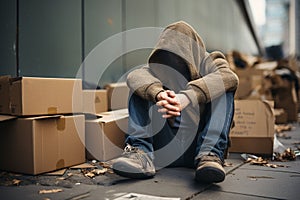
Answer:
[
  {"left": 0, "top": 114, "right": 64, "bottom": 122},
  {"left": 85, "top": 109, "right": 128, "bottom": 123},
  {"left": 0, "top": 115, "right": 17, "bottom": 122},
  {"left": 70, "top": 163, "right": 96, "bottom": 169},
  {"left": 45, "top": 168, "right": 67, "bottom": 176}
]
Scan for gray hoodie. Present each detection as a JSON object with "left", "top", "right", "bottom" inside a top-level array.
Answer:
[{"left": 126, "top": 21, "right": 239, "bottom": 107}]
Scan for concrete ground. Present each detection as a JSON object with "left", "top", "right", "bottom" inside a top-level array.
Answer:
[{"left": 0, "top": 122, "right": 299, "bottom": 200}]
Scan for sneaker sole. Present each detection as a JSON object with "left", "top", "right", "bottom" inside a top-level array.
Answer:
[
  {"left": 195, "top": 166, "right": 225, "bottom": 183},
  {"left": 112, "top": 163, "right": 155, "bottom": 179}
]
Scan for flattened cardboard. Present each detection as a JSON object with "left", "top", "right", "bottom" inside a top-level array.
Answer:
[
  {"left": 85, "top": 109, "right": 128, "bottom": 161},
  {"left": 0, "top": 115, "right": 85, "bottom": 175},
  {"left": 10, "top": 77, "right": 83, "bottom": 116},
  {"left": 105, "top": 82, "right": 129, "bottom": 111},
  {"left": 83, "top": 89, "right": 108, "bottom": 114},
  {"left": 0, "top": 75, "right": 11, "bottom": 114},
  {"left": 229, "top": 100, "right": 275, "bottom": 155}
]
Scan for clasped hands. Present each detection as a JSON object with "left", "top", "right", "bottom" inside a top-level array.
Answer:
[{"left": 156, "top": 90, "right": 190, "bottom": 118}]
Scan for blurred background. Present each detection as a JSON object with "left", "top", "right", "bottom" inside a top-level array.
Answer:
[{"left": 0, "top": 0, "right": 299, "bottom": 87}]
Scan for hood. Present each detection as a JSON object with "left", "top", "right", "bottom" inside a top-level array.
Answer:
[{"left": 148, "top": 21, "right": 206, "bottom": 80}]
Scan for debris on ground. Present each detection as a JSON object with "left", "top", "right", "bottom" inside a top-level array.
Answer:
[
  {"left": 275, "top": 124, "right": 293, "bottom": 134},
  {"left": 223, "top": 162, "right": 233, "bottom": 167},
  {"left": 274, "top": 148, "right": 298, "bottom": 161},
  {"left": 247, "top": 176, "right": 274, "bottom": 181},
  {"left": 38, "top": 188, "right": 63, "bottom": 194},
  {"left": 241, "top": 153, "right": 292, "bottom": 168},
  {"left": 0, "top": 160, "right": 115, "bottom": 187},
  {"left": 245, "top": 156, "right": 288, "bottom": 168},
  {"left": 12, "top": 179, "right": 21, "bottom": 186}
]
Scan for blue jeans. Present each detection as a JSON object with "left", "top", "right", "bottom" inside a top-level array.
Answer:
[{"left": 125, "top": 91, "right": 235, "bottom": 169}]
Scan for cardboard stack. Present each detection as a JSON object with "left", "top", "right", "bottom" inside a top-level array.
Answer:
[
  {"left": 226, "top": 51, "right": 299, "bottom": 155},
  {"left": 0, "top": 77, "right": 130, "bottom": 174},
  {"left": 0, "top": 76, "right": 86, "bottom": 175}
]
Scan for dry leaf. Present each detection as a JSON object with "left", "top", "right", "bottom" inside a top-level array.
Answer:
[
  {"left": 84, "top": 172, "right": 95, "bottom": 178},
  {"left": 223, "top": 162, "right": 233, "bottom": 167},
  {"left": 92, "top": 168, "right": 107, "bottom": 175},
  {"left": 274, "top": 148, "right": 297, "bottom": 161},
  {"left": 246, "top": 157, "right": 268, "bottom": 165},
  {"left": 265, "top": 163, "right": 286, "bottom": 168},
  {"left": 67, "top": 173, "right": 73, "bottom": 177},
  {"left": 275, "top": 124, "right": 293, "bottom": 134},
  {"left": 39, "top": 189, "right": 63, "bottom": 194},
  {"left": 12, "top": 179, "right": 21, "bottom": 186},
  {"left": 99, "top": 162, "right": 112, "bottom": 169}
]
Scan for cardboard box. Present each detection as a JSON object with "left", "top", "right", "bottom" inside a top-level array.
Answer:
[
  {"left": 0, "top": 75, "right": 11, "bottom": 114},
  {"left": 0, "top": 115, "right": 85, "bottom": 175},
  {"left": 85, "top": 109, "right": 128, "bottom": 161},
  {"left": 274, "top": 109, "right": 288, "bottom": 124},
  {"left": 83, "top": 89, "right": 108, "bottom": 114},
  {"left": 273, "top": 82, "right": 298, "bottom": 122},
  {"left": 229, "top": 100, "right": 275, "bottom": 155},
  {"left": 105, "top": 82, "right": 129, "bottom": 110},
  {"left": 234, "top": 68, "right": 264, "bottom": 100},
  {"left": 10, "top": 77, "right": 83, "bottom": 116}
]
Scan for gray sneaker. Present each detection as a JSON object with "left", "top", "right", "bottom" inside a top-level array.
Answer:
[
  {"left": 195, "top": 153, "right": 226, "bottom": 183},
  {"left": 112, "top": 144, "right": 156, "bottom": 179}
]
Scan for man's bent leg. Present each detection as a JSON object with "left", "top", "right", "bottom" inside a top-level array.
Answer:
[
  {"left": 112, "top": 92, "right": 157, "bottom": 179},
  {"left": 194, "top": 92, "right": 235, "bottom": 183}
]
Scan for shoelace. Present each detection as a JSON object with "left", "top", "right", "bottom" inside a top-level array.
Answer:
[
  {"left": 123, "top": 144, "right": 151, "bottom": 169},
  {"left": 199, "top": 155, "right": 223, "bottom": 165}
]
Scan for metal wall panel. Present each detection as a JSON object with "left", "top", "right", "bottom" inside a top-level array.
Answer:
[
  {"left": 84, "top": 0, "right": 123, "bottom": 88},
  {"left": 18, "top": 0, "right": 81, "bottom": 78},
  {"left": 0, "top": 0, "right": 17, "bottom": 76},
  {"left": 0, "top": 0, "right": 261, "bottom": 82}
]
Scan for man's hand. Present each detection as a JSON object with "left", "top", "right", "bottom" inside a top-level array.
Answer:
[{"left": 156, "top": 90, "right": 190, "bottom": 118}]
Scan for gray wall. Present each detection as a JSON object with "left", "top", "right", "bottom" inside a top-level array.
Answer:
[
  {"left": 0, "top": 0, "right": 259, "bottom": 87},
  {"left": 0, "top": 0, "right": 17, "bottom": 76}
]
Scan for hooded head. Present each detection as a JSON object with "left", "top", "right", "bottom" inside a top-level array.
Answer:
[{"left": 148, "top": 21, "right": 206, "bottom": 81}]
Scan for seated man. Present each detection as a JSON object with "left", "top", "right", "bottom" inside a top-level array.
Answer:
[{"left": 112, "top": 21, "right": 239, "bottom": 183}]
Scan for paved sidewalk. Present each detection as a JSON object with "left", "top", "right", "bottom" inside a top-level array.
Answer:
[{"left": 0, "top": 123, "right": 299, "bottom": 200}]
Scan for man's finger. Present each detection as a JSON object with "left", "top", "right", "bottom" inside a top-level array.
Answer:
[
  {"left": 158, "top": 108, "right": 168, "bottom": 113},
  {"left": 156, "top": 100, "right": 169, "bottom": 106},
  {"left": 166, "top": 110, "right": 181, "bottom": 116},
  {"left": 163, "top": 103, "right": 180, "bottom": 112},
  {"left": 166, "top": 90, "right": 176, "bottom": 98}
]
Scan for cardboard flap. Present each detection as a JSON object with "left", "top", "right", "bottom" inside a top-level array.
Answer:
[
  {"left": 26, "top": 115, "right": 63, "bottom": 120},
  {"left": 99, "top": 108, "right": 128, "bottom": 116},
  {"left": 86, "top": 109, "right": 128, "bottom": 123},
  {"left": 0, "top": 115, "right": 17, "bottom": 122}
]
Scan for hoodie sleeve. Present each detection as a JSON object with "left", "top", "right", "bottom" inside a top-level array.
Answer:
[
  {"left": 126, "top": 65, "right": 165, "bottom": 102},
  {"left": 181, "top": 51, "right": 239, "bottom": 106}
]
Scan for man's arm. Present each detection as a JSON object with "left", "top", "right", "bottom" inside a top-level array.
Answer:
[
  {"left": 127, "top": 66, "right": 165, "bottom": 103},
  {"left": 180, "top": 51, "right": 239, "bottom": 107}
]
